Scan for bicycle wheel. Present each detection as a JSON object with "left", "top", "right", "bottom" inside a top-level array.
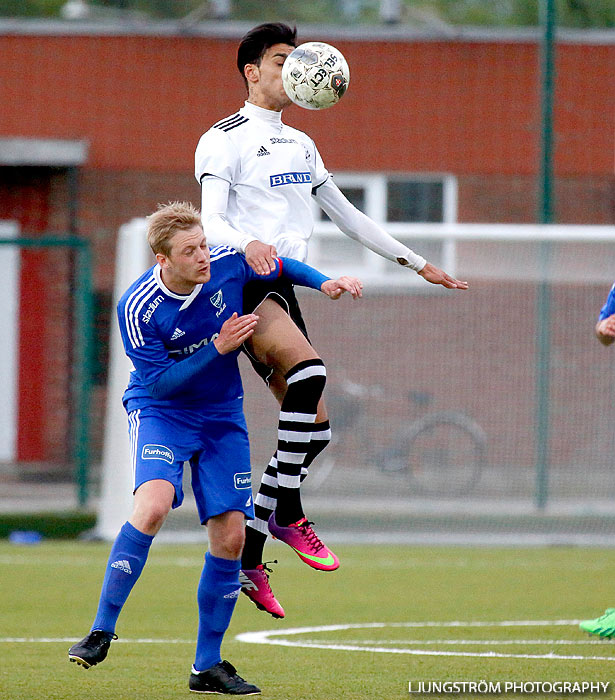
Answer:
[{"left": 380, "top": 411, "right": 487, "bottom": 497}]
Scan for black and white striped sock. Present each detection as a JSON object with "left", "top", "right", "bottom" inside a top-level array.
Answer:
[
  {"left": 274, "top": 359, "right": 327, "bottom": 526},
  {"left": 243, "top": 421, "right": 331, "bottom": 569},
  {"left": 301, "top": 420, "right": 331, "bottom": 483}
]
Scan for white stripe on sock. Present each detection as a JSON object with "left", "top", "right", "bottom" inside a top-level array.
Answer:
[
  {"left": 247, "top": 518, "right": 269, "bottom": 535},
  {"left": 279, "top": 429, "right": 312, "bottom": 443},
  {"left": 279, "top": 411, "right": 317, "bottom": 423},
  {"left": 311, "top": 428, "right": 332, "bottom": 441},
  {"left": 277, "top": 450, "right": 306, "bottom": 465},
  {"left": 277, "top": 474, "right": 301, "bottom": 489},
  {"left": 286, "top": 365, "right": 327, "bottom": 384},
  {"left": 255, "top": 494, "right": 276, "bottom": 509},
  {"left": 261, "top": 473, "right": 277, "bottom": 487}
]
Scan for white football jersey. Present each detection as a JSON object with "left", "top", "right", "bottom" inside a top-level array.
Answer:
[{"left": 195, "top": 101, "right": 328, "bottom": 262}]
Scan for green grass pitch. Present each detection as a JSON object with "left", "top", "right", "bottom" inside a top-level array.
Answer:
[{"left": 2, "top": 541, "right": 615, "bottom": 699}]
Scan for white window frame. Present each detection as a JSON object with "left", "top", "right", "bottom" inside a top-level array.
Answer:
[
  {"left": 312, "top": 172, "right": 458, "bottom": 224},
  {"left": 309, "top": 173, "right": 458, "bottom": 289}
]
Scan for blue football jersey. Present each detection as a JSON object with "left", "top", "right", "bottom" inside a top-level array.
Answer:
[
  {"left": 117, "top": 246, "right": 328, "bottom": 412},
  {"left": 599, "top": 283, "right": 615, "bottom": 321}
]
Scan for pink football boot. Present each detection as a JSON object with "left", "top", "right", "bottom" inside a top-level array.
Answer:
[
  {"left": 268, "top": 513, "right": 339, "bottom": 572},
  {"left": 239, "top": 563, "right": 285, "bottom": 619}
]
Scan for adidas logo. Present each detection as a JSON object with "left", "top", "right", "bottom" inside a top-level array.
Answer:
[
  {"left": 111, "top": 559, "right": 132, "bottom": 574},
  {"left": 223, "top": 587, "right": 241, "bottom": 599},
  {"left": 256, "top": 146, "right": 270, "bottom": 157},
  {"left": 170, "top": 327, "right": 185, "bottom": 340},
  {"left": 245, "top": 495, "right": 252, "bottom": 507}
]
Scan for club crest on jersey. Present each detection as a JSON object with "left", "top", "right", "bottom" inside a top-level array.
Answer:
[
  {"left": 142, "top": 444, "right": 174, "bottom": 464},
  {"left": 270, "top": 171, "right": 312, "bottom": 187},
  {"left": 210, "top": 289, "right": 227, "bottom": 317},
  {"left": 234, "top": 472, "right": 252, "bottom": 490}
]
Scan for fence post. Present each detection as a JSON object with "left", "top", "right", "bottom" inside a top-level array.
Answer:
[
  {"left": 72, "top": 240, "right": 94, "bottom": 508},
  {"left": 535, "top": 0, "right": 556, "bottom": 509}
]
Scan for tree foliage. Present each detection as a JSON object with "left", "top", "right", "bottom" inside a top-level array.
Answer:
[{"left": 0, "top": 0, "right": 613, "bottom": 28}]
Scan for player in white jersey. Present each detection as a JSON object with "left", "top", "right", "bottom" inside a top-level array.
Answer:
[{"left": 195, "top": 23, "right": 468, "bottom": 619}]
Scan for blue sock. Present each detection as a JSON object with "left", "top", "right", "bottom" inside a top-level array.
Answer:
[
  {"left": 91, "top": 521, "right": 154, "bottom": 634},
  {"left": 194, "top": 552, "right": 241, "bottom": 672}
]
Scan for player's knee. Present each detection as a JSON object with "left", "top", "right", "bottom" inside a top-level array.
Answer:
[
  {"left": 284, "top": 359, "right": 327, "bottom": 408},
  {"left": 224, "top": 527, "right": 245, "bottom": 559},
  {"left": 131, "top": 501, "right": 170, "bottom": 535},
  {"left": 207, "top": 510, "right": 246, "bottom": 558},
  {"left": 215, "top": 525, "right": 245, "bottom": 560},
  {"left": 148, "top": 506, "right": 169, "bottom": 531},
  {"left": 132, "top": 480, "right": 174, "bottom": 534}
]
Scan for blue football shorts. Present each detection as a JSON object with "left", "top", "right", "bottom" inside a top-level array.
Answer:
[{"left": 126, "top": 400, "right": 254, "bottom": 524}]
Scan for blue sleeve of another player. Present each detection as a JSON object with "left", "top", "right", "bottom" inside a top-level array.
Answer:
[
  {"left": 243, "top": 256, "right": 330, "bottom": 290},
  {"left": 117, "top": 303, "right": 220, "bottom": 400},
  {"left": 599, "top": 284, "right": 615, "bottom": 321}
]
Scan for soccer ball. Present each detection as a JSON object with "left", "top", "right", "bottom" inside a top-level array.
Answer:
[{"left": 282, "top": 41, "right": 350, "bottom": 111}]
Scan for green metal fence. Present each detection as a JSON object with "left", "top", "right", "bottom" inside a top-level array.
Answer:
[{"left": 0, "top": 237, "right": 94, "bottom": 507}]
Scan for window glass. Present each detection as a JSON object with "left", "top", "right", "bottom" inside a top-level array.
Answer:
[
  {"left": 318, "top": 186, "right": 366, "bottom": 222},
  {"left": 387, "top": 180, "right": 444, "bottom": 222},
  {"left": 339, "top": 186, "right": 366, "bottom": 213}
]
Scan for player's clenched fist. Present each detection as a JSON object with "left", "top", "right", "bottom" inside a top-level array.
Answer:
[
  {"left": 321, "top": 276, "right": 363, "bottom": 300},
  {"left": 214, "top": 312, "right": 259, "bottom": 354},
  {"left": 596, "top": 314, "right": 615, "bottom": 346}
]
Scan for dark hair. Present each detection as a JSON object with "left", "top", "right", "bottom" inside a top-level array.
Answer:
[{"left": 237, "top": 22, "right": 297, "bottom": 85}]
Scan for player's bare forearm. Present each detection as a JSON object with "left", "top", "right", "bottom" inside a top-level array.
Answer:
[
  {"left": 214, "top": 312, "right": 259, "bottom": 354},
  {"left": 596, "top": 317, "right": 615, "bottom": 346},
  {"left": 417, "top": 262, "right": 468, "bottom": 290},
  {"left": 321, "top": 276, "right": 363, "bottom": 300},
  {"left": 245, "top": 240, "right": 278, "bottom": 275}
]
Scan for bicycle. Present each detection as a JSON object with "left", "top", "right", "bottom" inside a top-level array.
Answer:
[{"left": 306, "top": 379, "right": 487, "bottom": 497}]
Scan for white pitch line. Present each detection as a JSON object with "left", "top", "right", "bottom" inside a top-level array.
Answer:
[
  {"left": 386, "top": 620, "right": 584, "bottom": 628},
  {"left": 0, "top": 638, "right": 194, "bottom": 644},
  {"left": 240, "top": 620, "right": 583, "bottom": 636},
  {"left": 236, "top": 636, "right": 615, "bottom": 662},
  {"left": 235, "top": 621, "right": 615, "bottom": 662},
  {"left": 293, "top": 638, "right": 607, "bottom": 646}
]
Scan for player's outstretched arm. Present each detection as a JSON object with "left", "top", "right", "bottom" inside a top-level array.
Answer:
[
  {"left": 251, "top": 254, "right": 362, "bottom": 300},
  {"left": 214, "top": 312, "right": 259, "bottom": 355},
  {"left": 321, "top": 276, "right": 363, "bottom": 300},
  {"left": 314, "top": 180, "right": 467, "bottom": 290},
  {"left": 596, "top": 315, "right": 615, "bottom": 346},
  {"left": 417, "top": 262, "right": 468, "bottom": 290}
]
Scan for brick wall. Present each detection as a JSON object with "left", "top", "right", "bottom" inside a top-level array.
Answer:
[{"left": 1, "top": 28, "right": 612, "bottom": 467}]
